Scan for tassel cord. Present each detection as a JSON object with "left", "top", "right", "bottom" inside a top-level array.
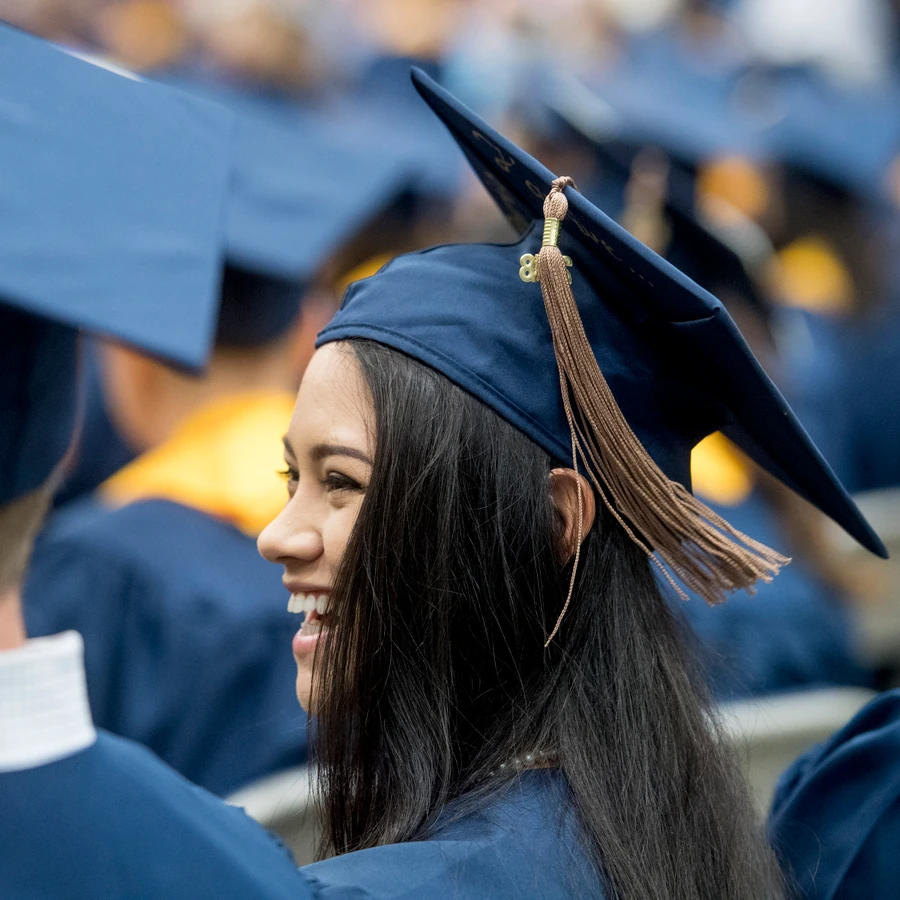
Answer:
[{"left": 534, "top": 178, "right": 789, "bottom": 634}]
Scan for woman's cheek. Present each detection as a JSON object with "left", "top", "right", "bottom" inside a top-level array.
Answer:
[{"left": 326, "top": 503, "right": 362, "bottom": 564}]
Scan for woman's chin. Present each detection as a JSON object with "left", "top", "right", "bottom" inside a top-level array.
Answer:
[{"left": 295, "top": 670, "right": 313, "bottom": 713}]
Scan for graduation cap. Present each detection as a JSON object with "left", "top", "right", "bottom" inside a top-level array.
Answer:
[
  {"left": 318, "top": 68, "right": 886, "bottom": 635},
  {"left": 763, "top": 66, "right": 900, "bottom": 202},
  {"left": 0, "top": 25, "right": 233, "bottom": 505},
  {"left": 154, "top": 76, "right": 417, "bottom": 346},
  {"left": 544, "top": 94, "right": 773, "bottom": 323}
]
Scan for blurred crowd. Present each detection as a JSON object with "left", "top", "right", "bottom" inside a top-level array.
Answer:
[
  {"left": 5, "top": 0, "right": 900, "bottom": 88},
  {"left": 7, "top": 0, "right": 900, "bottom": 795}
]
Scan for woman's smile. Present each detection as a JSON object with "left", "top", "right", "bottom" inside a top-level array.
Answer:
[
  {"left": 291, "top": 607, "right": 327, "bottom": 659},
  {"left": 286, "top": 585, "right": 332, "bottom": 659}
]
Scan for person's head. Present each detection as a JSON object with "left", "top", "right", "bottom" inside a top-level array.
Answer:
[
  {"left": 100, "top": 282, "right": 335, "bottom": 453},
  {"left": 259, "top": 339, "right": 782, "bottom": 899},
  {"left": 259, "top": 340, "right": 597, "bottom": 713}
]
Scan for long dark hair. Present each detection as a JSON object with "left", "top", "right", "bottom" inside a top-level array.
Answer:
[{"left": 314, "top": 339, "right": 783, "bottom": 900}]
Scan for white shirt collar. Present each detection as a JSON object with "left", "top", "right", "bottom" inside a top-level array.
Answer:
[{"left": 0, "top": 631, "right": 97, "bottom": 772}]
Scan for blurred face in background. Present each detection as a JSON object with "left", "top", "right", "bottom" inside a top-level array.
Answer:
[{"left": 257, "top": 343, "right": 373, "bottom": 712}]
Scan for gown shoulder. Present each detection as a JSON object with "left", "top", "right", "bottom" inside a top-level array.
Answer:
[
  {"left": 768, "top": 689, "right": 900, "bottom": 899},
  {"left": 0, "top": 731, "right": 314, "bottom": 900},
  {"left": 23, "top": 497, "right": 306, "bottom": 796}
]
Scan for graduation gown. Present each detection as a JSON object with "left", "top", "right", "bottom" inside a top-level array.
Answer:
[
  {"left": 1, "top": 735, "right": 603, "bottom": 899},
  {"left": 301, "top": 769, "right": 605, "bottom": 899},
  {"left": 838, "top": 308, "right": 900, "bottom": 492},
  {"left": 768, "top": 689, "right": 900, "bottom": 899},
  {"left": 0, "top": 731, "right": 311, "bottom": 900},
  {"left": 24, "top": 392, "right": 307, "bottom": 796},
  {"left": 677, "top": 435, "right": 869, "bottom": 700}
]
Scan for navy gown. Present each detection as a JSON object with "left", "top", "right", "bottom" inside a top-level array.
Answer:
[
  {"left": 768, "top": 689, "right": 900, "bottom": 899},
  {"left": 24, "top": 498, "right": 305, "bottom": 796},
  {"left": 0, "top": 731, "right": 309, "bottom": 900},
  {"left": 838, "top": 309, "right": 900, "bottom": 492},
  {"left": 0, "top": 736, "right": 605, "bottom": 899},
  {"left": 302, "top": 770, "right": 604, "bottom": 899}
]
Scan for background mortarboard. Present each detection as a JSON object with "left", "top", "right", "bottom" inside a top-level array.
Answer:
[
  {"left": 762, "top": 66, "right": 900, "bottom": 202},
  {"left": 543, "top": 88, "right": 772, "bottom": 323},
  {"left": 154, "top": 75, "right": 418, "bottom": 346},
  {"left": 0, "top": 25, "right": 233, "bottom": 505},
  {"left": 319, "top": 68, "right": 885, "bottom": 559}
]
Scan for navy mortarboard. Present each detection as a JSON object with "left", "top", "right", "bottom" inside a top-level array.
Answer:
[
  {"left": 319, "top": 69, "right": 885, "bottom": 639},
  {"left": 543, "top": 79, "right": 876, "bottom": 698},
  {"left": 155, "top": 76, "right": 415, "bottom": 346},
  {"left": 0, "top": 24, "right": 232, "bottom": 506}
]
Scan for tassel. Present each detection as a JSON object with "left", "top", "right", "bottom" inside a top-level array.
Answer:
[{"left": 532, "top": 178, "right": 790, "bottom": 643}]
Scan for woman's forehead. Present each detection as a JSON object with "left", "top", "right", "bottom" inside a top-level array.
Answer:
[{"left": 288, "top": 344, "right": 373, "bottom": 448}]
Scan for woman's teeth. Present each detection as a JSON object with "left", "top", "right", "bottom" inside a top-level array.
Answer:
[{"left": 287, "top": 593, "right": 330, "bottom": 615}]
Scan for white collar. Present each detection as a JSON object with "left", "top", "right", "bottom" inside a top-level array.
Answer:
[{"left": 0, "top": 631, "right": 97, "bottom": 772}]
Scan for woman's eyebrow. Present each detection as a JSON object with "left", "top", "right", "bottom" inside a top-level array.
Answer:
[{"left": 309, "top": 443, "right": 374, "bottom": 466}]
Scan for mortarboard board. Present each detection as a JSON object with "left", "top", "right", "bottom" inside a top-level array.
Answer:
[
  {"left": 318, "top": 69, "right": 885, "bottom": 625},
  {"left": 154, "top": 76, "right": 417, "bottom": 346},
  {"left": 0, "top": 25, "right": 234, "bottom": 505}
]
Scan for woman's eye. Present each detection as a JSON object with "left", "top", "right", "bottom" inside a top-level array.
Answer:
[
  {"left": 320, "top": 472, "right": 363, "bottom": 494},
  {"left": 276, "top": 466, "right": 298, "bottom": 484}
]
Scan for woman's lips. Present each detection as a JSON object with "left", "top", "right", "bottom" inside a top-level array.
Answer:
[
  {"left": 287, "top": 588, "right": 330, "bottom": 657},
  {"left": 292, "top": 608, "right": 325, "bottom": 658}
]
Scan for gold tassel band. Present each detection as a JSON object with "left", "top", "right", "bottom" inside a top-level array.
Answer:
[{"left": 542, "top": 217, "right": 561, "bottom": 248}]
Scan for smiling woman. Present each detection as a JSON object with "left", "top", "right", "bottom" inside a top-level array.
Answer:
[
  {"left": 259, "top": 337, "right": 784, "bottom": 900},
  {"left": 248, "top": 70, "right": 886, "bottom": 900}
]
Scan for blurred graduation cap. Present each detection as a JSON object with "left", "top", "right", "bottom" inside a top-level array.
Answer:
[
  {"left": 548, "top": 50, "right": 770, "bottom": 171},
  {"left": 565, "top": 42, "right": 900, "bottom": 204},
  {"left": 544, "top": 86, "right": 773, "bottom": 323},
  {"left": 0, "top": 24, "right": 233, "bottom": 505},
  {"left": 763, "top": 66, "right": 900, "bottom": 202},
  {"left": 319, "top": 68, "right": 885, "bottom": 620},
  {"left": 154, "top": 75, "right": 417, "bottom": 346},
  {"left": 325, "top": 55, "right": 464, "bottom": 199}
]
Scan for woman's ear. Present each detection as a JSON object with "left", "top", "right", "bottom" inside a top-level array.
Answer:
[{"left": 549, "top": 468, "right": 596, "bottom": 562}]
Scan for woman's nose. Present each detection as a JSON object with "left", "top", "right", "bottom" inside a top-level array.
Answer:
[{"left": 257, "top": 500, "right": 324, "bottom": 565}]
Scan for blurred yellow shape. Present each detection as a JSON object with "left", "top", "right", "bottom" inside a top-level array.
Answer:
[
  {"left": 697, "top": 155, "right": 771, "bottom": 223},
  {"left": 97, "top": 0, "right": 189, "bottom": 71},
  {"left": 690, "top": 432, "right": 753, "bottom": 507},
  {"left": 773, "top": 236, "right": 854, "bottom": 314},
  {"left": 337, "top": 254, "right": 394, "bottom": 295},
  {"left": 102, "top": 391, "right": 296, "bottom": 537}
]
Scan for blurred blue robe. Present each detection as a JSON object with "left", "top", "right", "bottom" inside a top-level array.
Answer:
[
  {"left": 768, "top": 689, "right": 900, "bottom": 899},
  {"left": 0, "top": 731, "right": 309, "bottom": 900},
  {"left": 24, "top": 392, "right": 307, "bottom": 796},
  {"left": 676, "top": 436, "right": 869, "bottom": 700},
  {"left": 838, "top": 308, "right": 900, "bottom": 492}
]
